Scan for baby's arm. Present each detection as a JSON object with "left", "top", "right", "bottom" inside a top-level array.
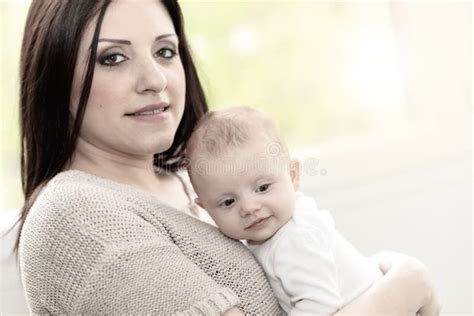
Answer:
[
  {"left": 272, "top": 229, "right": 344, "bottom": 315},
  {"left": 335, "top": 251, "right": 440, "bottom": 316}
]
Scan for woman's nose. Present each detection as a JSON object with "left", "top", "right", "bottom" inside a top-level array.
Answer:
[{"left": 135, "top": 57, "right": 167, "bottom": 95}]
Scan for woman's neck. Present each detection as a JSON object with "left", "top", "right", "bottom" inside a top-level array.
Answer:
[{"left": 68, "top": 139, "right": 163, "bottom": 193}]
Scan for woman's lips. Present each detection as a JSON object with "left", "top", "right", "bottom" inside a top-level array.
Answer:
[
  {"left": 126, "top": 102, "right": 169, "bottom": 116},
  {"left": 125, "top": 103, "right": 170, "bottom": 122}
]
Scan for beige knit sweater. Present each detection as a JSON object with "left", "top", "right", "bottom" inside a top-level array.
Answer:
[{"left": 19, "top": 170, "right": 282, "bottom": 314}]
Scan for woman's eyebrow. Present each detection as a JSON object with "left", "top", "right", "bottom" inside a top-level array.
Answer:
[
  {"left": 98, "top": 33, "right": 177, "bottom": 45},
  {"left": 155, "top": 33, "right": 178, "bottom": 41},
  {"left": 98, "top": 38, "right": 131, "bottom": 45}
]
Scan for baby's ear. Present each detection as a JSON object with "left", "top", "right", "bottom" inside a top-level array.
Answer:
[
  {"left": 194, "top": 197, "right": 204, "bottom": 209},
  {"left": 290, "top": 159, "right": 300, "bottom": 191}
]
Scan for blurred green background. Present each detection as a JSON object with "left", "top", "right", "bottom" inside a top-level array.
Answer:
[
  {"left": 1, "top": 1, "right": 29, "bottom": 212},
  {"left": 1, "top": 1, "right": 363, "bottom": 210},
  {"left": 0, "top": 1, "right": 471, "bottom": 212}
]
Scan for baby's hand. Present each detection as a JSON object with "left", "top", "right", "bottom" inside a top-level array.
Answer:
[{"left": 418, "top": 288, "right": 441, "bottom": 316}]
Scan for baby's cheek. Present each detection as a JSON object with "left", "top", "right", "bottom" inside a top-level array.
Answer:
[
  {"left": 211, "top": 216, "right": 229, "bottom": 232},
  {"left": 218, "top": 221, "right": 241, "bottom": 240},
  {"left": 282, "top": 197, "right": 296, "bottom": 219},
  {"left": 220, "top": 222, "right": 235, "bottom": 236}
]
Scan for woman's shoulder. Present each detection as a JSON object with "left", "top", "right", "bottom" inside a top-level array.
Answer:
[
  {"left": 22, "top": 169, "right": 215, "bottom": 249},
  {"left": 44, "top": 169, "right": 148, "bottom": 200},
  {"left": 21, "top": 170, "right": 184, "bottom": 252},
  {"left": 22, "top": 170, "right": 159, "bottom": 246},
  {"left": 36, "top": 169, "right": 167, "bottom": 214},
  {"left": 37, "top": 169, "right": 129, "bottom": 201}
]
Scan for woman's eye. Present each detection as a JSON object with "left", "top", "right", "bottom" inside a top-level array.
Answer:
[
  {"left": 221, "top": 199, "right": 235, "bottom": 208},
  {"left": 99, "top": 53, "right": 127, "bottom": 66},
  {"left": 257, "top": 184, "right": 271, "bottom": 193},
  {"left": 156, "top": 47, "right": 177, "bottom": 59}
]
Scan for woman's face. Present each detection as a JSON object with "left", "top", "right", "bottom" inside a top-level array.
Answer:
[{"left": 71, "top": 0, "right": 186, "bottom": 160}]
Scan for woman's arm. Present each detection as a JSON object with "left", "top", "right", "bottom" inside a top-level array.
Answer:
[{"left": 335, "top": 251, "right": 440, "bottom": 316}]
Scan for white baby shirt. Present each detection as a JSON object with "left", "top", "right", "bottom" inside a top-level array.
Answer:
[{"left": 248, "top": 192, "right": 382, "bottom": 316}]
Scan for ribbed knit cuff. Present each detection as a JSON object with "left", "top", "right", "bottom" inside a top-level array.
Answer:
[{"left": 174, "top": 287, "right": 239, "bottom": 316}]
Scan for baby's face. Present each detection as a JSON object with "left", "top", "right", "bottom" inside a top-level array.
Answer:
[{"left": 191, "top": 139, "right": 298, "bottom": 243}]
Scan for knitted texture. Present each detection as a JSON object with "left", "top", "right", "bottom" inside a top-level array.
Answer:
[{"left": 19, "top": 170, "right": 282, "bottom": 314}]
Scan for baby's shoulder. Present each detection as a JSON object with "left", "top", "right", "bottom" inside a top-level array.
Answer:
[
  {"left": 293, "top": 193, "right": 336, "bottom": 232},
  {"left": 272, "top": 211, "right": 337, "bottom": 256}
]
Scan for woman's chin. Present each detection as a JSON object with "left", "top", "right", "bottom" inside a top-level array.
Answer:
[{"left": 150, "top": 137, "right": 175, "bottom": 155}]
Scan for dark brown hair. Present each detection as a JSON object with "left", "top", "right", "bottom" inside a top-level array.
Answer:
[{"left": 14, "top": 0, "right": 208, "bottom": 252}]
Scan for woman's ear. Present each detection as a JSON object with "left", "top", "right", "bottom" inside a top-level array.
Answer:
[{"left": 290, "top": 159, "right": 300, "bottom": 191}]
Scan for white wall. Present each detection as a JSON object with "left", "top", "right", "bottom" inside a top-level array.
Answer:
[
  {"left": 1, "top": 214, "right": 29, "bottom": 314},
  {"left": 296, "top": 114, "right": 472, "bottom": 314}
]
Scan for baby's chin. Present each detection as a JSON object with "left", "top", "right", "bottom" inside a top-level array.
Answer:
[
  {"left": 242, "top": 233, "right": 275, "bottom": 245},
  {"left": 245, "top": 238, "right": 267, "bottom": 246},
  {"left": 219, "top": 224, "right": 277, "bottom": 245},
  {"left": 222, "top": 232, "right": 268, "bottom": 245}
]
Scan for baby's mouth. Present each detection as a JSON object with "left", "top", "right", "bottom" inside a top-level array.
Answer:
[{"left": 246, "top": 216, "right": 271, "bottom": 229}]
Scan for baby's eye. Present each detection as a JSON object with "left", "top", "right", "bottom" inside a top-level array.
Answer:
[
  {"left": 256, "top": 183, "right": 271, "bottom": 193},
  {"left": 221, "top": 198, "right": 235, "bottom": 208},
  {"left": 99, "top": 53, "right": 128, "bottom": 66},
  {"left": 156, "top": 47, "right": 177, "bottom": 59}
]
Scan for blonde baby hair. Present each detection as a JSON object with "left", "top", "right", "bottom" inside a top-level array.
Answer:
[{"left": 186, "top": 106, "right": 289, "bottom": 170}]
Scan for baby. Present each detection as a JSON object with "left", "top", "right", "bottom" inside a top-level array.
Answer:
[{"left": 186, "top": 107, "right": 382, "bottom": 315}]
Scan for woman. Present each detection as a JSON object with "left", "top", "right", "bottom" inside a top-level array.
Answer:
[{"left": 16, "top": 0, "right": 439, "bottom": 314}]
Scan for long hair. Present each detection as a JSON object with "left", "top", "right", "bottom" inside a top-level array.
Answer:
[{"left": 14, "top": 0, "right": 208, "bottom": 252}]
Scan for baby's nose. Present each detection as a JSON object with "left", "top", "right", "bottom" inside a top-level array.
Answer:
[{"left": 239, "top": 199, "right": 261, "bottom": 216}]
